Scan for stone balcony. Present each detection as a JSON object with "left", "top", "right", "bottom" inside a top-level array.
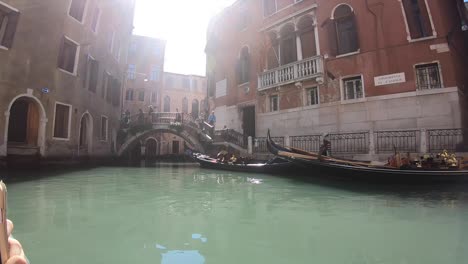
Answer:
[{"left": 258, "top": 56, "right": 324, "bottom": 91}]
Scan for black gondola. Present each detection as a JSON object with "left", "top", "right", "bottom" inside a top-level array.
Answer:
[
  {"left": 266, "top": 130, "right": 468, "bottom": 182},
  {"left": 193, "top": 153, "right": 293, "bottom": 174}
]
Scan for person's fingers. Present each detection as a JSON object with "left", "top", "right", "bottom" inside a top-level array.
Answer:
[
  {"left": 7, "top": 219, "right": 13, "bottom": 237},
  {"left": 5, "top": 255, "right": 28, "bottom": 264},
  {"left": 8, "top": 238, "right": 25, "bottom": 258}
]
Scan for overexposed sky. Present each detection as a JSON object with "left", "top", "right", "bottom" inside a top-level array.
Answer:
[{"left": 133, "top": 0, "right": 236, "bottom": 76}]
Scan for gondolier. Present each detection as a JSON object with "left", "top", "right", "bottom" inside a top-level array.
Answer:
[{"left": 318, "top": 134, "right": 331, "bottom": 158}]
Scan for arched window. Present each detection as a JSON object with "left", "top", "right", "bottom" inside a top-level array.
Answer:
[
  {"left": 163, "top": 96, "right": 171, "bottom": 112},
  {"left": 237, "top": 47, "right": 250, "bottom": 84},
  {"left": 332, "top": 5, "right": 359, "bottom": 55},
  {"left": 279, "top": 24, "right": 297, "bottom": 65},
  {"left": 297, "top": 15, "right": 317, "bottom": 58},
  {"left": 402, "top": 0, "right": 433, "bottom": 39},
  {"left": 182, "top": 97, "right": 188, "bottom": 113},
  {"left": 266, "top": 32, "right": 279, "bottom": 70}
]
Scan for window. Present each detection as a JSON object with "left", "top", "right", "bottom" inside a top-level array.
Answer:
[
  {"left": 105, "top": 73, "right": 112, "bottom": 102},
  {"left": 110, "top": 78, "right": 121, "bottom": 107},
  {"left": 163, "top": 96, "right": 171, "bottom": 112},
  {"left": 266, "top": 33, "right": 279, "bottom": 70},
  {"left": 113, "top": 37, "right": 121, "bottom": 61},
  {"left": 298, "top": 15, "right": 317, "bottom": 58},
  {"left": 138, "top": 90, "right": 145, "bottom": 102},
  {"left": 58, "top": 37, "right": 79, "bottom": 74},
  {"left": 270, "top": 95, "right": 279, "bottom": 112},
  {"left": 263, "top": 0, "right": 276, "bottom": 17},
  {"left": 332, "top": 5, "right": 359, "bottom": 55},
  {"left": 192, "top": 79, "right": 198, "bottom": 90},
  {"left": 237, "top": 47, "right": 250, "bottom": 84},
  {"left": 166, "top": 76, "right": 173, "bottom": 88},
  {"left": 100, "top": 116, "right": 108, "bottom": 141},
  {"left": 153, "top": 43, "right": 163, "bottom": 56},
  {"left": 85, "top": 56, "right": 99, "bottom": 92},
  {"left": 150, "top": 66, "right": 159, "bottom": 81},
  {"left": 402, "top": 0, "right": 433, "bottom": 39},
  {"left": 342, "top": 76, "right": 364, "bottom": 100},
  {"left": 306, "top": 87, "right": 319, "bottom": 105},
  {"left": 415, "top": 63, "right": 442, "bottom": 90},
  {"left": 182, "top": 78, "right": 190, "bottom": 90},
  {"left": 125, "top": 89, "right": 134, "bottom": 101},
  {"left": 239, "top": 11, "right": 248, "bottom": 30},
  {"left": 280, "top": 25, "right": 297, "bottom": 65},
  {"left": 69, "top": 0, "right": 87, "bottom": 22},
  {"left": 102, "top": 72, "right": 110, "bottom": 99},
  {"left": 182, "top": 98, "right": 189, "bottom": 113},
  {"left": 151, "top": 92, "right": 156, "bottom": 103},
  {"left": 127, "top": 64, "right": 136, "bottom": 80},
  {"left": 53, "top": 103, "right": 71, "bottom": 139},
  {"left": 90, "top": 7, "right": 100, "bottom": 33},
  {"left": 129, "top": 41, "right": 137, "bottom": 55},
  {"left": 0, "top": 3, "right": 20, "bottom": 49}
]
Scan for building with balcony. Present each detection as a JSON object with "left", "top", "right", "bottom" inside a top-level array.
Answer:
[
  {"left": 206, "top": 0, "right": 468, "bottom": 140},
  {"left": 123, "top": 35, "right": 166, "bottom": 115},
  {"left": 0, "top": 0, "right": 136, "bottom": 163}
]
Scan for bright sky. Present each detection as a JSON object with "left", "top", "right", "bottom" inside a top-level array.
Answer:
[{"left": 133, "top": 0, "right": 237, "bottom": 76}]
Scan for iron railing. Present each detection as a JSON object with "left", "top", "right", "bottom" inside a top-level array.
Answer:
[
  {"left": 428, "top": 129, "right": 466, "bottom": 153},
  {"left": 376, "top": 130, "right": 420, "bottom": 153},
  {"left": 254, "top": 136, "right": 284, "bottom": 153},
  {"left": 214, "top": 129, "right": 248, "bottom": 149},
  {"left": 291, "top": 135, "right": 321, "bottom": 152},
  {"left": 328, "top": 132, "right": 369, "bottom": 154}
]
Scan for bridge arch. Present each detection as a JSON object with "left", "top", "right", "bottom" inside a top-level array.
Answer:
[{"left": 117, "top": 127, "right": 206, "bottom": 157}]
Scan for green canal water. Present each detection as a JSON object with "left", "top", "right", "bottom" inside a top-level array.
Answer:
[{"left": 3, "top": 164, "right": 468, "bottom": 264}]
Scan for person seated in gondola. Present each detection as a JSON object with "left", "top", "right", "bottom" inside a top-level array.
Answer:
[
  {"left": 217, "top": 148, "right": 228, "bottom": 162},
  {"left": 229, "top": 154, "right": 238, "bottom": 164}
]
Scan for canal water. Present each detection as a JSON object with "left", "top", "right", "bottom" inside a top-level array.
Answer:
[{"left": 3, "top": 164, "right": 468, "bottom": 264}]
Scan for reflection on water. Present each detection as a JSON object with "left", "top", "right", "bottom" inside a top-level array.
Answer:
[{"left": 3, "top": 165, "right": 468, "bottom": 264}]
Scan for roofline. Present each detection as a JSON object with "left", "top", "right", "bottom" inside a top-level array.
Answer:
[{"left": 164, "top": 72, "right": 206, "bottom": 78}]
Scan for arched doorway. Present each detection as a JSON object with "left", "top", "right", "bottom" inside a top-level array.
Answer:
[
  {"left": 79, "top": 113, "right": 93, "bottom": 155},
  {"left": 145, "top": 138, "right": 159, "bottom": 160},
  {"left": 191, "top": 99, "right": 199, "bottom": 119},
  {"left": 8, "top": 98, "right": 40, "bottom": 147}
]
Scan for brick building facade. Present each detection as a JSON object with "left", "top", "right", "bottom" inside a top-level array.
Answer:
[
  {"left": 206, "top": 0, "right": 468, "bottom": 139},
  {"left": 0, "top": 0, "right": 136, "bottom": 162},
  {"left": 123, "top": 35, "right": 166, "bottom": 115}
]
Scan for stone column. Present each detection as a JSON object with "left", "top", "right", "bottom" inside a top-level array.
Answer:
[
  {"left": 420, "top": 129, "right": 427, "bottom": 153},
  {"left": 296, "top": 34, "right": 303, "bottom": 61},
  {"left": 248, "top": 136, "right": 253, "bottom": 154},
  {"left": 369, "top": 130, "right": 376, "bottom": 156},
  {"left": 285, "top": 135, "right": 290, "bottom": 147}
]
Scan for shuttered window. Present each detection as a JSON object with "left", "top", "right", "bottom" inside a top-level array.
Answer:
[
  {"left": 237, "top": 47, "right": 250, "bottom": 84},
  {"left": 69, "top": 0, "right": 87, "bottom": 22},
  {"left": 58, "top": 37, "right": 79, "bottom": 74},
  {"left": 138, "top": 90, "right": 145, "bottom": 102},
  {"left": 53, "top": 103, "right": 71, "bottom": 139},
  {"left": 263, "top": 0, "right": 276, "bottom": 17},
  {"left": 85, "top": 56, "right": 99, "bottom": 92},
  {"left": 0, "top": 3, "right": 20, "bottom": 49}
]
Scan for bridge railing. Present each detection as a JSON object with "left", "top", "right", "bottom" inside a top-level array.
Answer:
[{"left": 214, "top": 129, "right": 248, "bottom": 149}]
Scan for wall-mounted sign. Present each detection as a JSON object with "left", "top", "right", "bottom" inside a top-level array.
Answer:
[
  {"left": 374, "top": 73, "right": 406, "bottom": 86},
  {"left": 41, "top": 87, "right": 50, "bottom": 94}
]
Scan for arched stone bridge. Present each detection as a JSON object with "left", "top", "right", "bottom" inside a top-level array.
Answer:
[{"left": 117, "top": 112, "right": 213, "bottom": 157}]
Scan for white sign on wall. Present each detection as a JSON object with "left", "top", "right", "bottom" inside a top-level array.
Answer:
[
  {"left": 374, "top": 73, "right": 406, "bottom": 86},
  {"left": 215, "top": 79, "right": 227, "bottom": 98}
]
